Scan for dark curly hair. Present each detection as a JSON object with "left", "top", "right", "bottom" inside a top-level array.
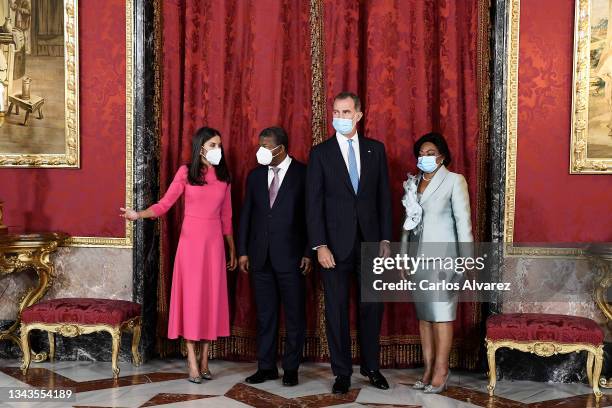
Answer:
[{"left": 413, "top": 132, "right": 452, "bottom": 166}]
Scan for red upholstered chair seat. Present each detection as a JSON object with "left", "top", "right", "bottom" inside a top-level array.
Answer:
[
  {"left": 21, "top": 298, "right": 141, "bottom": 326},
  {"left": 487, "top": 313, "right": 604, "bottom": 345}
]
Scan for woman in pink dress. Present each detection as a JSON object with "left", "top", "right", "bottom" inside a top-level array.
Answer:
[{"left": 121, "top": 127, "right": 237, "bottom": 383}]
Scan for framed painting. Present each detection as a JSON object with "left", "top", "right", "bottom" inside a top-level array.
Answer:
[
  {"left": 0, "top": 0, "right": 78, "bottom": 168},
  {"left": 571, "top": 0, "right": 612, "bottom": 174}
]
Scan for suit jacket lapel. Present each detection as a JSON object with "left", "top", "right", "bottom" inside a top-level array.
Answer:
[
  {"left": 270, "top": 160, "right": 295, "bottom": 210},
  {"left": 258, "top": 166, "right": 270, "bottom": 208},
  {"left": 419, "top": 165, "right": 449, "bottom": 204},
  {"left": 331, "top": 137, "right": 356, "bottom": 195}
]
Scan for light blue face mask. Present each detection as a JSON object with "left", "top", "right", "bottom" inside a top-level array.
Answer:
[
  {"left": 332, "top": 117, "right": 354, "bottom": 135},
  {"left": 417, "top": 155, "right": 440, "bottom": 173}
]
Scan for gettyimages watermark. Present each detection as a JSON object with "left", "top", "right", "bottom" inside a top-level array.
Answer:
[{"left": 359, "top": 242, "right": 611, "bottom": 303}]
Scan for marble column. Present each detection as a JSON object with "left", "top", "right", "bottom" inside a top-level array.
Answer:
[
  {"left": 487, "top": 0, "right": 509, "bottom": 317},
  {"left": 132, "top": 0, "right": 161, "bottom": 363}
]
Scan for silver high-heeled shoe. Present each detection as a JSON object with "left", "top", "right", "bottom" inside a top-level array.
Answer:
[
  {"left": 423, "top": 371, "right": 450, "bottom": 394},
  {"left": 200, "top": 368, "right": 213, "bottom": 380},
  {"left": 186, "top": 361, "right": 202, "bottom": 384},
  {"left": 412, "top": 379, "right": 429, "bottom": 390}
]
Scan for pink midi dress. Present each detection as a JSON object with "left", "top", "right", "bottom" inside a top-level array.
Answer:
[{"left": 151, "top": 165, "right": 232, "bottom": 341}]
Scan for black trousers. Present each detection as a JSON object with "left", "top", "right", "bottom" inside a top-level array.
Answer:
[
  {"left": 252, "top": 255, "right": 306, "bottom": 371},
  {"left": 321, "top": 229, "right": 384, "bottom": 377}
]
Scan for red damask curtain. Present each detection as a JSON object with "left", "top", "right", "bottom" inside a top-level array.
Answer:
[
  {"left": 159, "top": 0, "right": 315, "bottom": 356},
  {"left": 320, "top": 0, "right": 487, "bottom": 367},
  {"left": 159, "top": 0, "right": 489, "bottom": 367}
]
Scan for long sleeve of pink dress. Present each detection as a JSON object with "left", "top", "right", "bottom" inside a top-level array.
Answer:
[{"left": 150, "top": 166, "right": 188, "bottom": 217}]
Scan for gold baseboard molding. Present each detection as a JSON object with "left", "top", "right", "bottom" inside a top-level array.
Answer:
[
  {"left": 504, "top": 245, "right": 585, "bottom": 259},
  {"left": 63, "top": 236, "right": 132, "bottom": 248}
]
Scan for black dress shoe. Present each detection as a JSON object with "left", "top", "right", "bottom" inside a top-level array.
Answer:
[
  {"left": 332, "top": 375, "right": 351, "bottom": 394},
  {"left": 282, "top": 370, "right": 298, "bottom": 386},
  {"left": 360, "top": 368, "right": 389, "bottom": 390},
  {"left": 245, "top": 369, "right": 279, "bottom": 384}
]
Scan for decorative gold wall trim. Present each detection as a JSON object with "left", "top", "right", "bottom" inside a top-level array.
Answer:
[
  {"left": 503, "top": 0, "right": 584, "bottom": 258},
  {"left": 475, "top": 0, "right": 491, "bottom": 242},
  {"left": 309, "top": 0, "right": 329, "bottom": 358},
  {"left": 0, "top": 0, "right": 80, "bottom": 168},
  {"left": 310, "top": 0, "right": 326, "bottom": 146},
  {"left": 64, "top": 236, "right": 132, "bottom": 248},
  {"left": 570, "top": 0, "right": 612, "bottom": 174},
  {"left": 65, "top": 0, "right": 133, "bottom": 248},
  {"left": 503, "top": 0, "right": 520, "bottom": 256},
  {"left": 590, "top": 249, "right": 612, "bottom": 321},
  {"left": 504, "top": 244, "right": 584, "bottom": 258}
]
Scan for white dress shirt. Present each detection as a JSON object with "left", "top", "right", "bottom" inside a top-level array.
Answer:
[
  {"left": 335, "top": 132, "right": 361, "bottom": 177},
  {"left": 268, "top": 154, "right": 292, "bottom": 188}
]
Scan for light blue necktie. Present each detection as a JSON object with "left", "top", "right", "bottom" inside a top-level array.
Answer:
[{"left": 347, "top": 139, "right": 359, "bottom": 194}]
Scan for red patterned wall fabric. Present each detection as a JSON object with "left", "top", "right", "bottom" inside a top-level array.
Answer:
[
  {"left": 323, "top": 0, "right": 481, "bottom": 212},
  {"left": 515, "top": 0, "right": 612, "bottom": 243},
  {"left": 0, "top": 1, "right": 127, "bottom": 238}
]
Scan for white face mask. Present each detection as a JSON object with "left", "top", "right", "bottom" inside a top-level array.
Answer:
[
  {"left": 256, "top": 145, "right": 282, "bottom": 166},
  {"left": 202, "top": 147, "right": 222, "bottom": 165}
]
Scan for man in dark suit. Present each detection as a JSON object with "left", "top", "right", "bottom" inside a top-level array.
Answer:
[
  {"left": 238, "top": 127, "right": 312, "bottom": 387},
  {"left": 306, "top": 92, "right": 392, "bottom": 394}
]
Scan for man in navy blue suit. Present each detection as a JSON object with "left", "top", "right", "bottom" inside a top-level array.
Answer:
[
  {"left": 306, "top": 92, "right": 392, "bottom": 394},
  {"left": 238, "top": 127, "right": 312, "bottom": 387}
]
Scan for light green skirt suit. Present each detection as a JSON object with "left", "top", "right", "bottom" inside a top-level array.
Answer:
[{"left": 400, "top": 165, "right": 473, "bottom": 322}]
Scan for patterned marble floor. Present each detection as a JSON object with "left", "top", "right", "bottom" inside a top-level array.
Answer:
[{"left": 0, "top": 358, "right": 610, "bottom": 407}]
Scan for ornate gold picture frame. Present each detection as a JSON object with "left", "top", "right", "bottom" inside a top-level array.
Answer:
[
  {"left": 571, "top": 0, "right": 612, "bottom": 174},
  {"left": 0, "top": 0, "right": 79, "bottom": 168},
  {"left": 67, "top": 0, "right": 133, "bottom": 247},
  {"left": 0, "top": 0, "right": 133, "bottom": 247},
  {"left": 504, "top": 0, "right": 584, "bottom": 257}
]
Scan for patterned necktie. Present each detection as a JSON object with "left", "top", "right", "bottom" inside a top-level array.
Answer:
[
  {"left": 347, "top": 139, "right": 359, "bottom": 194},
  {"left": 269, "top": 167, "right": 281, "bottom": 207}
]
